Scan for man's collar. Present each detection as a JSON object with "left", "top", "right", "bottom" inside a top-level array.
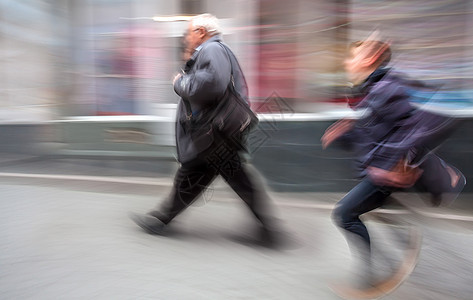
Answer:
[
  {"left": 190, "top": 35, "right": 222, "bottom": 60},
  {"left": 195, "top": 35, "right": 221, "bottom": 51}
]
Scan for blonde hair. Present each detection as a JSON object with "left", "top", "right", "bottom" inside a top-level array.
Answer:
[
  {"left": 191, "top": 13, "right": 221, "bottom": 35},
  {"left": 350, "top": 40, "right": 392, "bottom": 67}
]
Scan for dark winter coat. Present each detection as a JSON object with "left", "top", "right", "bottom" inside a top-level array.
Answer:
[{"left": 173, "top": 35, "right": 249, "bottom": 163}]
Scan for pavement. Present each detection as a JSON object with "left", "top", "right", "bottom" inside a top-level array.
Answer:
[{"left": 0, "top": 154, "right": 473, "bottom": 299}]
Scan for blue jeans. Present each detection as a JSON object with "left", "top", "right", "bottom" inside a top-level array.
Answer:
[{"left": 332, "top": 178, "right": 392, "bottom": 254}]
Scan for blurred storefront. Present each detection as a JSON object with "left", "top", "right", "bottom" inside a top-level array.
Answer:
[
  {"left": 0, "top": 0, "right": 63, "bottom": 123},
  {"left": 61, "top": 0, "right": 259, "bottom": 117},
  {"left": 1, "top": 0, "right": 473, "bottom": 194},
  {"left": 2, "top": 0, "right": 473, "bottom": 122}
]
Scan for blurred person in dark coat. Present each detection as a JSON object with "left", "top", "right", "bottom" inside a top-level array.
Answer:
[
  {"left": 322, "top": 38, "right": 466, "bottom": 293},
  {"left": 129, "top": 13, "right": 283, "bottom": 247}
]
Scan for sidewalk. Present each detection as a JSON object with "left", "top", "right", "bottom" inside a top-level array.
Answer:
[
  {"left": 1, "top": 176, "right": 472, "bottom": 299},
  {"left": 0, "top": 155, "right": 473, "bottom": 299}
]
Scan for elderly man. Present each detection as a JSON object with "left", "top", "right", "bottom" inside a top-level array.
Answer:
[{"left": 130, "top": 13, "right": 282, "bottom": 246}]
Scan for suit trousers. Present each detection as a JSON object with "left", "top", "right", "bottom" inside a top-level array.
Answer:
[{"left": 149, "top": 141, "right": 277, "bottom": 231}]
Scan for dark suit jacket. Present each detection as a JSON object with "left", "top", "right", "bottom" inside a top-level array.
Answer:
[{"left": 173, "top": 35, "right": 249, "bottom": 163}]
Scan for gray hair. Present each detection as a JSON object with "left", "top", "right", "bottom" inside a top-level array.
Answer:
[{"left": 191, "top": 13, "right": 221, "bottom": 35}]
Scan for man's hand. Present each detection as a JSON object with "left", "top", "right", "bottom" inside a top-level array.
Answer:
[
  {"left": 173, "top": 73, "right": 182, "bottom": 85},
  {"left": 321, "top": 118, "right": 354, "bottom": 149}
]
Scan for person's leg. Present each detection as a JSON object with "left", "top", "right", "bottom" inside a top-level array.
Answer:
[
  {"left": 332, "top": 179, "right": 391, "bottom": 245},
  {"left": 151, "top": 162, "right": 218, "bottom": 224},
  {"left": 130, "top": 162, "right": 217, "bottom": 234},
  {"left": 212, "top": 145, "right": 281, "bottom": 242},
  {"left": 225, "top": 163, "right": 277, "bottom": 227},
  {"left": 332, "top": 178, "right": 392, "bottom": 283}
]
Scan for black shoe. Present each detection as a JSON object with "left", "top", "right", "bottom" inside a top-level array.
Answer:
[
  {"left": 129, "top": 212, "right": 166, "bottom": 235},
  {"left": 260, "top": 227, "right": 278, "bottom": 248},
  {"left": 259, "top": 226, "right": 294, "bottom": 249}
]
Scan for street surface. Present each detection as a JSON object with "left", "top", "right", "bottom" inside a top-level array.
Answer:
[{"left": 0, "top": 156, "right": 472, "bottom": 299}]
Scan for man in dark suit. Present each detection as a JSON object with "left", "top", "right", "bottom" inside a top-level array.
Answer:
[{"left": 130, "top": 14, "right": 282, "bottom": 246}]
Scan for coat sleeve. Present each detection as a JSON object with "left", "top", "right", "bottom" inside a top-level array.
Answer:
[{"left": 174, "top": 43, "right": 231, "bottom": 108}]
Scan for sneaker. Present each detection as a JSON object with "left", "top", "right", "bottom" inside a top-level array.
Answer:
[
  {"left": 330, "top": 227, "right": 422, "bottom": 299},
  {"left": 441, "top": 164, "right": 466, "bottom": 206},
  {"left": 375, "top": 225, "right": 422, "bottom": 294},
  {"left": 129, "top": 212, "right": 166, "bottom": 235},
  {"left": 328, "top": 281, "right": 384, "bottom": 300},
  {"left": 259, "top": 227, "right": 282, "bottom": 248}
]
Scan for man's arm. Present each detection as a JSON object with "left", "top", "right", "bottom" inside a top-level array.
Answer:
[{"left": 173, "top": 43, "right": 231, "bottom": 108}]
